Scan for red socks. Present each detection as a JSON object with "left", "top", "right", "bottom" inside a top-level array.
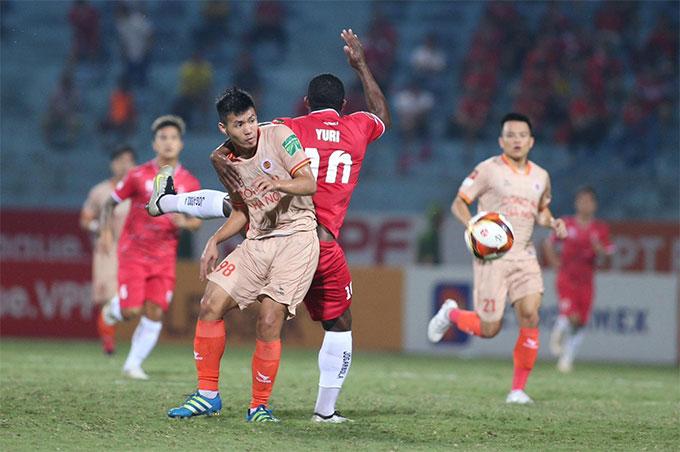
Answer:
[
  {"left": 512, "top": 327, "right": 540, "bottom": 391},
  {"left": 250, "top": 339, "right": 282, "bottom": 408},
  {"left": 194, "top": 320, "right": 226, "bottom": 391},
  {"left": 449, "top": 309, "right": 482, "bottom": 336}
]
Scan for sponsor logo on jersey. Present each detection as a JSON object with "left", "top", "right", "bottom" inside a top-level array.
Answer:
[{"left": 282, "top": 134, "right": 302, "bottom": 156}]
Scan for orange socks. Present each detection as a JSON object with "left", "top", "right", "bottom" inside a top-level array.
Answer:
[
  {"left": 512, "top": 327, "right": 539, "bottom": 390},
  {"left": 250, "top": 339, "right": 282, "bottom": 408},
  {"left": 449, "top": 309, "right": 482, "bottom": 336},
  {"left": 194, "top": 320, "right": 226, "bottom": 391}
]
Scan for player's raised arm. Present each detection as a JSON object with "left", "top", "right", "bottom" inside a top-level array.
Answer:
[{"left": 341, "top": 28, "right": 391, "bottom": 129}]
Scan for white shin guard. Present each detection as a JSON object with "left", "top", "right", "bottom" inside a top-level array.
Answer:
[{"left": 315, "top": 331, "right": 352, "bottom": 416}]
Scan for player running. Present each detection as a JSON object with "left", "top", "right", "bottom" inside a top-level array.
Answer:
[
  {"left": 153, "top": 29, "right": 390, "bottom": 422},
  {"left": 167, "top": 88, "right": 319, "bottom": 422},
  {"left": 544, "top": 186, "right": 614, "bottom": 373},
  {"left": 99, "top": 115, "right": 202, "bottom": 379},
  {"left": 427, "top": 113, "right": 567, "bottom": 404},
  {"left": 81, "top": 145, "right": 136, "bottom": 354}
]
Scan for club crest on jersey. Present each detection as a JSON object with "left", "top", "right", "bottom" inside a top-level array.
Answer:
[
  {"left": 533, "top": 181, "right": 542, "bottom": 191},
  {"left": 282, "top": 134, "right": 302, "bottom": 156},
  {"left": 260, "top": 159, "right": 273, "bottom": 173}
]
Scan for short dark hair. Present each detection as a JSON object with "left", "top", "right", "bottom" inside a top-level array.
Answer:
[
  {"left": 110, "top": 145, "right": 136, "bottom": 161},
  {"left": 216, "top": 87, "right": 256, "bottom": 122},
  {"left": 576, "top": 185, "right": 597, "bottom": 200},
  {"left": 151, "top": 115, "right": 186, "bottom": 136},
  {"left": 307, "top": 73, "right": 345, "bottom": 113},
  {"left": 500, "top": 112, "right": 533, "bottom": 135}
]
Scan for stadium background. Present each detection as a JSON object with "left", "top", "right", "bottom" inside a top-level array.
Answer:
[{"left": 0, "top": 1, "right": 678, "bottom": 449}]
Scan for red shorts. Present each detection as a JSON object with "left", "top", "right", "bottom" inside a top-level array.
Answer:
[
  {"left": 117, "top": 255, "right": 175, "bottom": 312},
  {"left": 303, "top": 240, "right": 352, "bottom": 322},
  {"left": 556, "top": 274, "right": 593, "bottom": 325}
]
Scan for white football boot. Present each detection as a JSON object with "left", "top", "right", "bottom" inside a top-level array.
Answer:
[
  {"left": 146, "top": 165, "right": 175, "bottom": 217},
  {"left": 557, "top": 355, "right": 574, "bottom": 373},
  {"left": 123, "top": 366, "right": 149, "bottom": 380},
  {"left": 311, "top": 411, "right": 352, "bottom": 423},
  {"left": 506, "top": 389, "right": 534, "bottom": 404},
  {"left": 427, "top": 299, "right": 458, "bottom": 343},
  {"left": 549, "top": 326, "right": 565, "bottom": 356}
]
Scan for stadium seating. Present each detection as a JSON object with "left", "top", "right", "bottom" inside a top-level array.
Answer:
[{"left": 0, "top": 0, "right": 677, "bottom": 219}]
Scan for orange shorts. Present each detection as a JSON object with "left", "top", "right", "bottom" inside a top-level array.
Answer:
[
  {"left": 473, "top": 257, "right": 544, "bottom": 322},
  {"left": 208, "top": 230, "right": 319, "bottom": 319}
]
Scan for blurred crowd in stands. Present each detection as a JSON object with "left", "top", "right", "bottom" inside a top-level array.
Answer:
[{"left": 5, "top": 0, "right": 677, "bottom": 171}]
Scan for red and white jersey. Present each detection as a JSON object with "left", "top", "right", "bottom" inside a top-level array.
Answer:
[
  {"left": 275, "top": 109, "right": 385, "bottom": 238},
  {"left": 550, "top": 216, "right": 613, "bottom": 282},
  {"left": 112, "top": 160, "right": 201, "bottom": 259}
]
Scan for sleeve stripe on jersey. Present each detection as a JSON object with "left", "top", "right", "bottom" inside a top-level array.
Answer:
[
  {"left": 458, "top": 192, "right": 472, "bottom": 205},
  {"left": 290, "top": 158, "right": 311, "bottom": 177},
  {"left": 356, "top": 111, "right": 386, "bottom": 139},
  {"left": 111, "top": 192, "right": 123, "bottom": 204}
]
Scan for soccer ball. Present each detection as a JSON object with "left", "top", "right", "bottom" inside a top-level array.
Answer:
[{"left": 464, "top": 212, "right": 514, "bottom": 260}]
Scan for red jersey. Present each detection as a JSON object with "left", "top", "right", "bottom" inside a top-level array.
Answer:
[
  {"left": 550, "top": 216, "right": 613, "bottom": 282},
  {"left": 112, "top": 160, "right": 201, "bottom": 259},
  {"left": 275, "top": 109, "right": 385, "bottom": 238}
]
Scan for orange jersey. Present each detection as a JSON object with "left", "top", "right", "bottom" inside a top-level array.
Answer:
[
  {"left": 458, "top": 154, "right": 551, "bottom": 259},
  {"left": 213, "top": 124, "right": 316, "bottom": 239}
]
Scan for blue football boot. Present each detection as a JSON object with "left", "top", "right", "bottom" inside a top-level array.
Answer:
[
  {"left": 246, "top": 405, "right": 280, "bottom": 422},
  {"left": 167, "top": 392, "right": 222, "bottom": 418}
]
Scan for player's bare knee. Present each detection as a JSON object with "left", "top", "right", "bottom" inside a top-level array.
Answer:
[
  {"left": 143, "top": 303, "right": 163, "bottom": 322},
  {"left": 480, "top": 321, "right": 502, "bottom": 338},
  {"left": 121, "top": 307, "right": 142, "bottom": 320},
  {"left": 322, "top": 309, "right": 352, "bottom": 332}
]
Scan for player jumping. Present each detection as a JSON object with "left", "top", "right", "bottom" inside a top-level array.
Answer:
[
  {"left": 544, "top": 186, "right": 614, "bottom": 372},
  {"left": 167, "top": 88, "right": 319, "bottom": 422},
  {"left": 99, "top": 116, "right": 202, "bottom": 379},
  {"left": 427, "top": 113, "right": 568, "bottom": 404},
  {"left": 153, "top": 29, "right": 390, "bottom": 422}
]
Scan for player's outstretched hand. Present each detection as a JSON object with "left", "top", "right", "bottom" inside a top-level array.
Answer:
[
  {"left": 200, "top": 238, "right": 219, "bottom": 281},
  {"left": 552, "top": 218, "right": 568, "bottom": 239},
  {"left": 341, "top": 28, "right": 366, "bottom": 70}
]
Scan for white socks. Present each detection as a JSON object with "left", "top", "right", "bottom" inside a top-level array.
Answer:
[
  {"left": 198, "top": 390, "right": 219, "bottom": 398},
  {"left": 315, "top": 331, "right": 352, "bottom": 416},
  {"left": 158, "top": 190, "right": 229, "bottom": 219},
  {"left": 104, "top": 295, "right": 123, "bottom": 325},
  {"left": 123, "top": 316, "right": 162, "bottom": 371},
  {"left": 553, "top": 315, "right": 570, "bottom": 338},
  {"left": 563, "top": 328, "right": 585, "bottom": 363}
]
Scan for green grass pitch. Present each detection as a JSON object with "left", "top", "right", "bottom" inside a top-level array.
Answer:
[{"left": 1, "top": 339, "right": 678, "bottom": 451}]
